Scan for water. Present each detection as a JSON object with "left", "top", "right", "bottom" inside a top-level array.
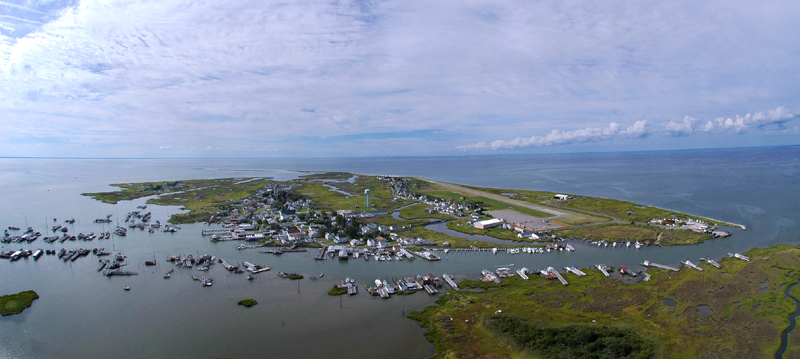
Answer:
[{"left": 1, "top": 146, "right": 799, "bottom": 358}]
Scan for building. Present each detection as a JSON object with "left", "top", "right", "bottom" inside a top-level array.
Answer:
[
  {"left": 554, "top": 194, "right": 572, "bottom": 200},
  {"left": 474, "top": 218, "right": 503, "bottom": 229}
]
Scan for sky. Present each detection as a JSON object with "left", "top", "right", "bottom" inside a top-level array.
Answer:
[{"left": 1, "top": 0, "right": 799, "bottom": 158}]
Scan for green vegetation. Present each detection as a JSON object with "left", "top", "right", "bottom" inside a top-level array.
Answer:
[
  {"left": 410, "top": 245, "right": 800, "bottom": 358},
  {"left": 557, "top": 223, "right": 713, "bottom": 245},
  {"left": 297, "top": 174, "right": 412, "bottom": 214},
  {"left": 0, "top": 290, "right": 39, "bottom": 316},
  {"left": 151, "top": 178, "right": 273, "bottom": 224},
  {"left": 288, "top": 274, "right": 304, "bottom": 280},
  {"left": 237, "top": 298, "right": 258, "bottom": 307},
  {"left": 328, "top": 287, "right": 348, "bottom": 296},
  {"left": 398, "top": 203, "right": 453, "bottom": 220},
  {"left": 86, "top": 172, "right": 737, "bottom": 245},
  {"left": 487, "top": 315, "right": 658, "bottom": 359}
]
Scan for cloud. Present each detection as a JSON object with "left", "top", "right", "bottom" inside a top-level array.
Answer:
[
  {"left": 701, "top": 106, "right": 796, "bottom": 133},
  {"left": 460, "top": 107, "right": 796, "bottom": 150},
  {"left": 158, "top": 146, "right": 171, "bottom": 150},
  {"left": 458, "top": 121, "right": 650, "bottom": 150},
  {"left": 0, "top": 1, "right": 798, "bottom": 157}
]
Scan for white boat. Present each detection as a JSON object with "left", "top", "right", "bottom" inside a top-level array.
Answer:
[
  {"left": 635, "top": 241, "right": 642, "bottom": 249},
  {"left": 492, "top": 248, "right": 497, "bottom": 254},
  {"left": 626, "top": 241, "right": 631, "bottom": 248}
]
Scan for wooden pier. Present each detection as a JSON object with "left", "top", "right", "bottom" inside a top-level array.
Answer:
[
  {"left": 683, "top": 260, "right": 703, "bottom": 271},
  {"left": 641, "top": 260, "right": 679, "bottom": 272},
  {"left": 202, "top": 229, "right": 230, "bottom": 236},
  {"left": 442, "top": 273, "right": 459, "bottom": 290},
  {"left": 546, "top": 267, "right": 569, "bottom": 286},
  {"left": 315, "top": 245, "right": 328, "bottom": 260},
  {"left": 700, "top": 257, "right": 722, "bottom": 268},
  {"left": 596, "top": 264, "right": 610, "bottom": 277},
  {"left": 564, "top": 266, "right": 586, "bottom": 277}
]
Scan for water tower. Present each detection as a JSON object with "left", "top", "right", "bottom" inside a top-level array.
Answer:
[{"left": 364, "top": 189, "right": 371, "bottom": 208}]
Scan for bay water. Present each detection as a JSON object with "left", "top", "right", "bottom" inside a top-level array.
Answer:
[{"left": 1, "top": 146, "right": 798, "bottom": 358}]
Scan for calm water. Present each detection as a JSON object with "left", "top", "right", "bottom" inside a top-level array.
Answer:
[{"left": 1, "top": 146, "right": 799, "bottom": 358}]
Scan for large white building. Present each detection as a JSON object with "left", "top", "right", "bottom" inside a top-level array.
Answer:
[{"left": 474, "top": 218, "right": 503, "bottom": 229}]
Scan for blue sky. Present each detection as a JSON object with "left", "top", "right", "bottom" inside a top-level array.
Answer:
[{"left": 1, "top": 0, "right": 798, "bottom": 157}]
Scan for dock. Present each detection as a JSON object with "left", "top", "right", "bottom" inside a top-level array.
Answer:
[
  {"left": 683, "top": 260, "right": 703, "bottom": 271},
  {"left": 315, "top": 245, "right": 328, "bottom": 260},
  {"left": 516, "top": 268, "right": 529, "bottom": 280},
  {"left": 729, "top": 253, "right": 750, "bottom": 261},
  {"left": 546, "top": 267, "right": 569, "bottom": 286},
  {"left": 442, "top": 273, "right": 459, "bottom": 290},
  {"left": 202, "top": 229, "right": 230, "bottom": 236},
  {"left": 641, "top": 260, "right": 679, "bottom": 272},
  {"left": 596, "top": 264, "right": 610, "bottom": 277},
  {"left": 564, "top": 266, "right": 586, "bottom": 277},
  {"left": 700, "top": 257, "right": 722, "bottom": 268}
]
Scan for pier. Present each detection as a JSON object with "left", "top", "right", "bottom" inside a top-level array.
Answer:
[
  {"left": 564, "top": 266, "right": 586, "bottom": 277},
  {"left": 442, "top": 273, "right": 459, "bottom": 290},
  {"left": 596, "top": 264, "right": 610, "bottom": 277},
  {"left": 683, "top": 260, "right": 703, "bottom": 271},
  {"left": 315, "top": 245, "right": 328, "bottom": 260},
  {"left": 700, "top": 257, "right": 722, "bottom": 268},
  {"left": 515, "top": 268, "right": 529, "bottom": 280},
  {"left": 546, "top": 267, "right": 569, "bottom": 286},
  {"left": 641, "top": 260, "right": 679, "bottom": 272},
  {"left": 202, "top": 229, "right": 230, "bottom": 236}
]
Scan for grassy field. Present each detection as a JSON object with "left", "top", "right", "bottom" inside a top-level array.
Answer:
[
  {"left": 409, "top": 245, "right": 800, "bottom": 358},
  {"left": 557, "top": 223, "right": 713, "bottom": 244},
  {"left": 398, "top": 203, "right": 454, "bottom": 221},
  {"left": 150, "top": 178, "right": 274, "bottom": 224},
  {"left": 412, "top": 181, "right": 556, "bottom": 219},
  {"left": 445, "top": 220, "right": 540, "bottom": 243},
  {"left": 297, "top": 176, "right": 413, "bottom": 213},
  {"left": 83, "top": 178, "right": 223, "bottom": 204},
  {"left": 393, "top": 226, "right": 531, "bottom": 249},
  {"left": 0, "top": 290, "right": 39, "bottom": 316}
]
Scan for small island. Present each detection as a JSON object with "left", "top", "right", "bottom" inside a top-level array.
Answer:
[
  {"left": 0, "top": 290, "right": 39, "bottom": 316},
  {"left": 237, "top": 298, "right": 258, "bottom": 307}
]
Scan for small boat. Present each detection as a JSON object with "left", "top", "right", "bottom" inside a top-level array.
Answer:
[
  {"left": 247, "top": 275, "right": 255, "bottom": 280},
  {"left": 319, "top": 273, "right": 324, "bottom": 278},
  {"left": 8, "top": 226, "right": 20, "bottom": 230},
  {"left": 123, "top": 286, "right": 131, "bottom": 291}
]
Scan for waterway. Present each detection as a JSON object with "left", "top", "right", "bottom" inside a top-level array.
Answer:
[
  {"left": 1, "top": 146, "right": 799, "bottom": 358},
  {"left": 776, "top": 280, "right": 800, "bottom": 359}
]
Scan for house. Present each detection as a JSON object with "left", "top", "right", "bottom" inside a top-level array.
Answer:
[{"left": 554, "top": 194, "right": 572, "bottom": 201}]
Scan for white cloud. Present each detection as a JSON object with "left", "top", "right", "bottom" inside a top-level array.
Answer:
[
  {"left": 701, "top": 106, "right": 796, "bottom": 133},
  {"left": 0, "top": 1, "right": 798, "bottom": 157},
  {"left": 459, "top": 121, "right": 650, "bottom": 150},
  {"left": 459, "top": 107, "right": 795, "bottom": 150},
  {"left": 158, "top": 146, "right": 171, "bottom": 150}
]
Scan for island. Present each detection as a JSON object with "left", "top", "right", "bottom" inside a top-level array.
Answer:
[
  {"left": 82, "top": 172, "right": 743, "bottom": 247},
  {"left": 0, "top": 290, "right": 39, "bottom": 316},
  {"left": 237, "top": 298, "right": 258, "bottom": 308}
]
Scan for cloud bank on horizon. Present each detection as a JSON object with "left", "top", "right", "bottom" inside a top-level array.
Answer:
[{"left": 1, "top": 0, "right": 798, "bottom": 157}]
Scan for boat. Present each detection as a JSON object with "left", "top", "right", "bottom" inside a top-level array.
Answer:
[
  {"left": 319, "top": 273, "right": 324, "bottom": 278},
  {"left": 635, "top": 241, "right": 642, "bottom": 249},
  {"left": 8, "top": 226, "right": 20, "bottom": 231},
  {"left": 247, "top": 275, "right": 255, "bottom": 280},
  {"left": 123, "top": 286, "right": 130, "bottom": 291}
]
